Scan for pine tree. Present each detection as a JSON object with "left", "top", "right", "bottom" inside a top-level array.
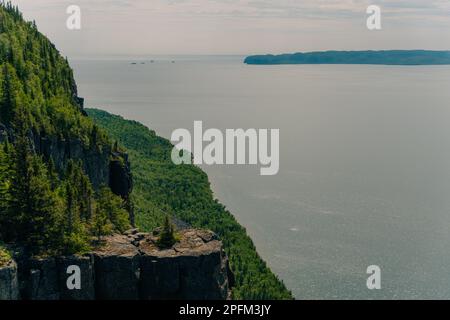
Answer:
[
  {"left": 96, "top": 187, "right": 129, "bottom": 233},
  {"left": 46, "top": 157, "right": 59, "bottom": 191},
  {"left": 7, "top": 107, "right": 32, "bottom": 242},
  {"left": 0, "top": 141, "right": 11, "bottom": 240},
  {"left": 157, "top": 215, "right": 177, "bottom": 249},
  {"left": 25, "top": 155, "right": 61, "bottom": 253},
  {"left": 6, "top": 107, "right": 61, "bottom": 253},
  {"left": 60, "top": 160, "right": 91, "bottom": 254},
  {"left": 91, "top": 203, "right": 113, "bottom": 242},
  {"left": 0, "top": 64, "right": 15, "bottom": 125}
]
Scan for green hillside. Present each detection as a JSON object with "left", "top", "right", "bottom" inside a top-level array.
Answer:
[
  {"left": 87, "top": 108, "right": 293, "bottom": 300},
  {"left": 0, "top": 2, "right": 128, "bottom": 256}
]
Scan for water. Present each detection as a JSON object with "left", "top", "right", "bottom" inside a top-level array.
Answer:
[{"left": 72, "top": 56, "right": 450, "bottom": 299}]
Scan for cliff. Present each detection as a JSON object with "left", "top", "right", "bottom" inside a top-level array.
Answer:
[
  {"left": 0, "top": 259, "right": 19, "bottom": 299},
  {"left": 1, "top": 228, "right": 230, "bottom": 300},
  {"left": 87, "top": 109, "right": 293, "bottom": 299}
]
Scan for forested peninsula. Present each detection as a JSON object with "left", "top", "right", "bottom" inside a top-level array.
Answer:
[{"left": 244, "top": 50, "right": 450, "bottom": 65}]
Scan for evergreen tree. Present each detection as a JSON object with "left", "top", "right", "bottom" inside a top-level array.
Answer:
[
  {"left": 6, "top": 108, "right": 61, "bottom": 253},
  {"left": 7, "top": 107, "right": 32, "bottom": 242},
  {"left": 0, "top": 4, "right": 133, "bottom": 256},
  {"left": 157, "top": 215, "right": 177, "bottom": 249},
  {"left": 46, "top": 157, "right": 59, "bottom": 191},
  {"left": 91, "top": 202, "right": 113, "bottom": 242},
  {"left": 0, "top": 141, "right": 11, "bottom": 240},
  {"left": 25, "top": 155, "right": 61, "bottom": 253},
  {"left": 0, "top": 64, "right": 15, "bottom": 125},
  {"left": 96, "top": 187, "right": 129, "bottom": 233}
]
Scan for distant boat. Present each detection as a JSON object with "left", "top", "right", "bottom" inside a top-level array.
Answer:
[
  {"left": 130, "top": 62, "right": 137, "bottom": 65},
  {"left": 171, "top": 60, "right": 175, "bottom": 63},
  {"left": 150, "top": 60, "right": 155, "bottom": 63}
]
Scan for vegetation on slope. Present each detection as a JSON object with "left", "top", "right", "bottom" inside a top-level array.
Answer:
[
  {"left": 87, "top": 108, "right": 293, "bottom": 300},
  {"left": 0, "top": 3, "right": 128, "bottom": 256},
  {"left": 0, "top": 119, "right": 129, "bottom": 255},
  {"left": 0, "top": 242, "right": 11, "bottom": 266}
]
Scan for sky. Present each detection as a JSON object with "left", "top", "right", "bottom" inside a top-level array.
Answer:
[{"left": 9, "top": 0, "right": 450, "bottom": 58}]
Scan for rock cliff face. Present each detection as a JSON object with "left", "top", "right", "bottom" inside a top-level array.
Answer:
[
  {"left": 137, "top": 229, "right": 229, "bottom": 300},
  {"left": 0, "top": 113, "right": 133, "bottom": 198},
  {"left": 0, "top": 260, "right": 20, "bottom": 300},
  {"left": 0, "top": 229, "right": 231, "bottom": 300}
]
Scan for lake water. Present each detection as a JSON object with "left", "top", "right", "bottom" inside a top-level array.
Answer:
[{"left": 72, "top": 56, "right": 450, "bottom": 299}]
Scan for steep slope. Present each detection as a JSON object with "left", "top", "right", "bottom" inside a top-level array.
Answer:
[
  {"left": 87, "top": 109, "right": 293, "bottom": 300},
  {"left": 0, "top": 3, "right": 131, "bottom": 191},
  {"left": 0, "top": 3, "right": 131, "bottom": 256}
]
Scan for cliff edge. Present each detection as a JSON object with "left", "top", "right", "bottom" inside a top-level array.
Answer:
[{"left": 0, "top": 228, "right": 231, "bottom": 300}]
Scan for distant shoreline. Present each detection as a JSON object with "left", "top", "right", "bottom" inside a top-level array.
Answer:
[{"left": 244, "top": 50, "right": 450, "bottom": 66}]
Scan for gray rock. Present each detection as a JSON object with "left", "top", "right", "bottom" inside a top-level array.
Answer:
[
  {"left": 93, "top": 235, "right": 140, "bottom": 300},
  {"left": 24, "top": 257, "right": 60, "bottom": 300},
  {"left": 0, "top": 260, "right": 20, "bottom": 300},
  {"left": 57, "top": 255, "right": 95, "bottom": 300},
  {"left": 140, "top": 256, "right": 180, "bottom": 299},
  {"left": 3, "top": 229, "right": 231, "bottom": 300},
  {"left": 139, "top": 229, "right": 229, "bottom": 300}
]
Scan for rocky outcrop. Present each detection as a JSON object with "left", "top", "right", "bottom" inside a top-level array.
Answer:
[
  {"left": 93, "top": 235, "right": 140, "bottom": 300},
  {"left": 22, "top": 257, "right": 60, "bottom": 300},
  {"left": 138, "top": 229, "right": 229, "bottom": 300},
  {"left": 0, "top": 260, "right": 20, "bottom": 300},
  {"left": 0, "top": 123, "right": 133, "bottom": 197},
  {"left": 0, "top": 229, "right": 231, "bottom": 300},
  {"left": 17, "top": 255, "right": 95, "bottom": 300},
  {"left": 109, "top": 153, "right": 133, "bottom": 199},
  {"left": 33, "top": 134, "right": 111, "bottom": 190}
]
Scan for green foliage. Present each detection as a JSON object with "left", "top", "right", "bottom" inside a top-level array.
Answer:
[
  {"left": 0, "top": 135, "right": 130, "bottom": 255},
  {"left": 157, "top": 215, "right": 177, "bottom": 249},
  {"left": 0, "top": 243, "right": 11, "bottom": 266},
  {"left": 0, "top": 2, "right": 109, "bottom": 145},
  {"left": 0, "top": 3, "right": 129, "bottom": 256},
  {"left": 1, "top": 110, "right": 60, "bottom": 254},
  {"left": 87, "top": 108, "right": 293, "bottom": 300},
  {"left": 91, "top": 202, "right": 113, "bottom": 241},
  {"left": 96, "top": 187, "right": 130, "bottom": 234}
]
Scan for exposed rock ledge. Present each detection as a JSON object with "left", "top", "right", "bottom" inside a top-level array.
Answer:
[
  {"left": 0, "top": 229, "right": 231, "bottom": 300},
  {"left": 0, "top": 260, "right": 20, "bottom": 300}
]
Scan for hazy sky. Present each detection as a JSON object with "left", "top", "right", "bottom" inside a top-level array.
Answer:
[{"left": 10, "top": 0, "right": 450, "bottom": 58}]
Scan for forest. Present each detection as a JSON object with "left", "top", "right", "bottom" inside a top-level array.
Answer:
[{"left": 0, "top": 2, "right": 129, "bottom": 256}]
